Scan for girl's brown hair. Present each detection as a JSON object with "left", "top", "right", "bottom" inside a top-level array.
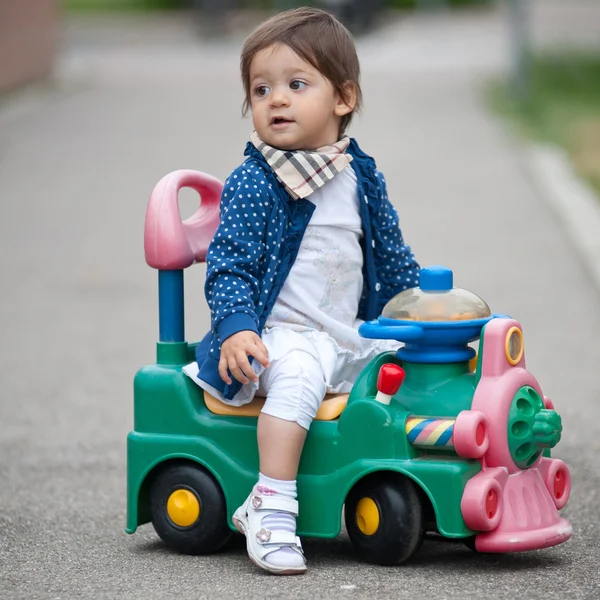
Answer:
[{"left": 240, "top": 7, "right": 362, "bottom": 135}]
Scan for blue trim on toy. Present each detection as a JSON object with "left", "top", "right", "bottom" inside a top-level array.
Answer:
[
  {"left": 419, "top": 265, "right": 453, "bottom": 291},
  {"left": 377, "top": 315, "right": 494, "bottom": 329},
  {"left": 359, "top": 321, "right": 424, "bottom": 341},
  {"left": 360, "top": 314, "right": 508, "bottom": 364},
  {"left": 158, "top": 270, "right": 184, "bottom": 342},
  {"left": 395, "top": 345, "right": 476, "bottom": 364}
]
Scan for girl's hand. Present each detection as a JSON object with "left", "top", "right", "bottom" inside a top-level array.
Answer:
[{"left": 219, "top": 330, "right": 270, "bottom": 385}]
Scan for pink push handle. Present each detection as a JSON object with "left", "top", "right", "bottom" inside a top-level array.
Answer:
[{"left": 144, "top": 170, "right": 222, "bottom": 270}]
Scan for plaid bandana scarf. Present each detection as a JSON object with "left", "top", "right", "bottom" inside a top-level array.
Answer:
[{"left": 250, "top": 131, "right": 353, "bottom": 200}]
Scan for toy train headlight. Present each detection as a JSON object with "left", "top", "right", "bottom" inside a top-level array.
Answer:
[
  {"left": 505, "top": 326, "right": 524, "bottom": 365},
  {"left": 461, "top": 474, "right": 503, "bottom": 531},
  {"left": 453, "top": 411, "right": 489, "bottom": 459},
  {"left": 544, "top": 459, "right": 571, "bottom": 509}
]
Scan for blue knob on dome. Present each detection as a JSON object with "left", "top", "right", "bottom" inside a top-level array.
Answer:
[{"left": 420, "top": 266, "right": 453, "bottom": 292}]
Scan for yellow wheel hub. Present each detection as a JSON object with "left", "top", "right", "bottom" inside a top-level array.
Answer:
[
  {"left": 167, "top": 489, "right": 200, "bottom": 527},
  {"left": 356, "top": 497, "right": 380, "bottom": 536}
]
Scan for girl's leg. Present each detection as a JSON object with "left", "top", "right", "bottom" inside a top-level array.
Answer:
[
  {"left": 257, "top": 413, "right": 306, "bottom": 480},
  {"left": 233, "top": 350, "right": 326, "bottom": 574},
  {"left": 253, "top": 415, "right": 307, "bottom": 570}
]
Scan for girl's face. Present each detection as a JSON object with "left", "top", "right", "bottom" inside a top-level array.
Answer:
[{"left": 248, "top": 43, "right": 354, "bottom": 150}]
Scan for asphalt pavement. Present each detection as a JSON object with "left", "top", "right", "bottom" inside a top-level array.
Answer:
[{"left": 1, "top": 4, "right": 599, "bottom": 599}]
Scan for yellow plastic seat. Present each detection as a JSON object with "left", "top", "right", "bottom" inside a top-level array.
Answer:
[
  {"left": 204, "top": 391, "right": 349, "bottom": 421},
  {"left": 469, "top": 352, "right": 478, "bottom": 373}
]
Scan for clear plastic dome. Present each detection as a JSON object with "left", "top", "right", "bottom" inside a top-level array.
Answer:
[{"left": 381, "top": 266, "right": 491, "bottom": 322}]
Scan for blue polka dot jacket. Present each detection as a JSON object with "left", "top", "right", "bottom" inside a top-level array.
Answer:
[{"left": 195, "top": 138, "right": 420, "bottom": 399}]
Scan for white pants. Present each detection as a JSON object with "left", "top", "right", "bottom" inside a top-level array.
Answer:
[
  {"left": 256, "top": 350, "right": 327, "bottom": 431},
  {"left": 184, "top": 349, "right": 327, "bottom": 431}
]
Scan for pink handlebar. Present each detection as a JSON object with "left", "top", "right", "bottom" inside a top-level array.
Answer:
[{"left": 144, "top": 170, "right": 222, "bottom": 270}]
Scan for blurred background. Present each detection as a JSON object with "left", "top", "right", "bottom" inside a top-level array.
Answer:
[
  {"left": 1, "top": 0, "right": 599, "bottom": 194},
  {"left": 1, "top": 2, "right": 600, "bottom": 598}
]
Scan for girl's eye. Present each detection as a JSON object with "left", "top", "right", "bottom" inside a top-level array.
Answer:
[
  {"left": 290, "top": 80, "right": 307, "bottom": 91},
  {"left": 254, "top": 85, "right": 270, "bottom": 97}
]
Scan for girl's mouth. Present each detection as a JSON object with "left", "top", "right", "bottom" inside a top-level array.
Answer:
[{"left": 271, "top": 117, "right": 294, "bottom": 127}]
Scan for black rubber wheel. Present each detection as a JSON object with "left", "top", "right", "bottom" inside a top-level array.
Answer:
[
  {"left": 463, "top": 536, "right": 483, "bottom": 552},
  {"left": 345, "top": 474, "right": 424, "bottom": 565},
  {"left": 149, "top": 463, "right": 232, "bottom": 555}
]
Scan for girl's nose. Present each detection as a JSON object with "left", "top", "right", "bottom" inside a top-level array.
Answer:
[{"left": 269, "top": 87, "right": 290, "bottom": 107}]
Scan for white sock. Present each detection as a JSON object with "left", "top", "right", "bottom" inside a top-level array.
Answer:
[{"left": 255, "top": 473, "right": 304, "bottom": 568}]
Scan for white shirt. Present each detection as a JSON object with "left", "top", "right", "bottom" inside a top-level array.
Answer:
[
  {"left": 262, "top": 165, "right": 397, "bottom": 392},
  {"left": 266, "top": 165, "right": 364, "bottom": 345},
  {"left": 184, "top": 164, "right": 398, "bottom": 404}
]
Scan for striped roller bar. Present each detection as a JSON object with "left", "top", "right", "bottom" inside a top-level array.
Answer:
[{"left": 406, "top": 417, "right": 455, "bottom": 449}]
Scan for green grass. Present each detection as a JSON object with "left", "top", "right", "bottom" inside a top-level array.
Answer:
[{"left": 489, "top": 51, "right": 600, "bottom": 196}]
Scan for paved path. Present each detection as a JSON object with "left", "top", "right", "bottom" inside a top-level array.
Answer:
[{"left": 1, "top": 4, "right": 599, "bottom": 599}]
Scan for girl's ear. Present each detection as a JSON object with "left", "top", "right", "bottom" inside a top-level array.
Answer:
[{"left": 334, "top": 81, "right": 357, "bottom": 117}]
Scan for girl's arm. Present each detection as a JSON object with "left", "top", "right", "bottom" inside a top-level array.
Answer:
[
  {"left": 372, "top": 170, "right": 420, "bottom": 313},
  {"left": 204, "top": 162, "right": 272, "bottom": 346}
]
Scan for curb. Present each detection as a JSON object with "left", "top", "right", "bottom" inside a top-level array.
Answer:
[{"left": 522, "top": 144, "right": 600, "bottom": 294}]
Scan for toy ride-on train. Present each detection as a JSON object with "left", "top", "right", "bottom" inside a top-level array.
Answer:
[{"left": 126, "top": 170, "right": 572, "bottom": 564}]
